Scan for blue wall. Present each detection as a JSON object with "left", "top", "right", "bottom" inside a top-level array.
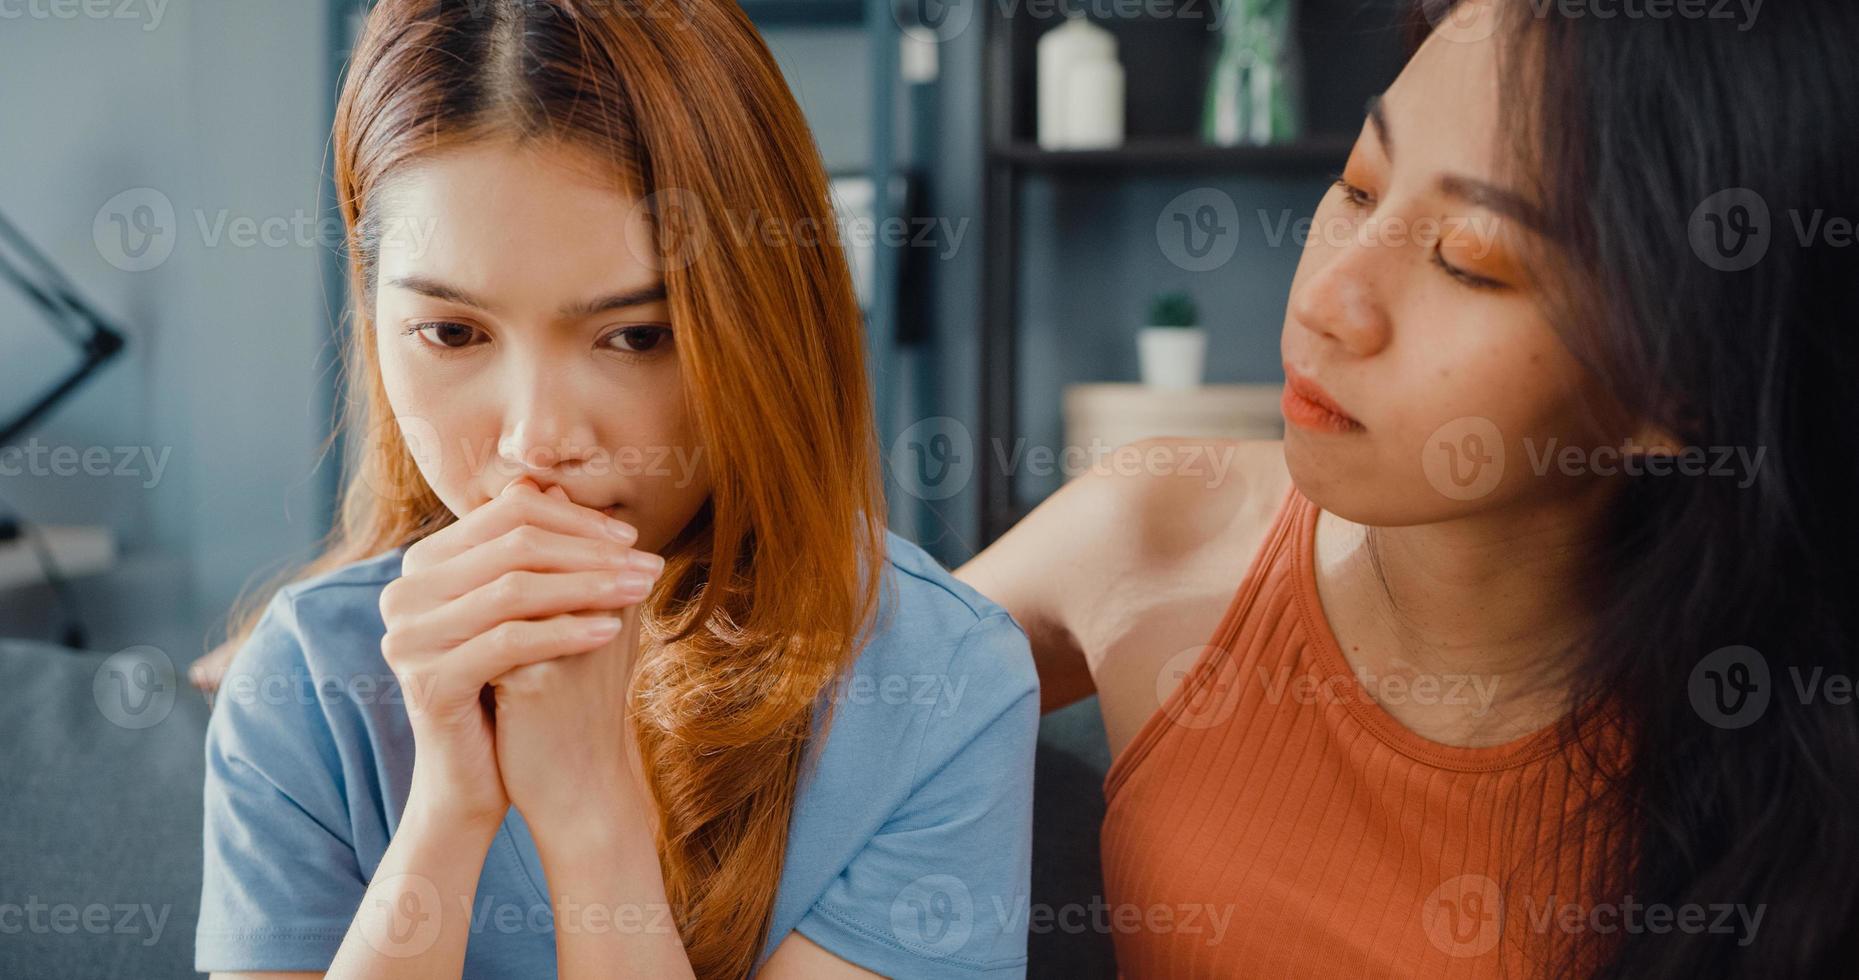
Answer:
[
  {"left": 0, "top": 4, "right": 1326, "bottom": 659},
  {"left": 0, "top": 1, "right": 336, "bottom": 660}
]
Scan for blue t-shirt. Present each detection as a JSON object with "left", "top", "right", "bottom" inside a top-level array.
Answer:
[{"left": 195, "top": 530, "right": 1037, "bottom": 977}]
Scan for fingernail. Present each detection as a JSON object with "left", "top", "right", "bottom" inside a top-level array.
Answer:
[
  {"left": 616, "top": 571, "right": 652, "bottom": 593},
  {"left": 584, "top": 617, "right": 623, "bottom": 638},
  {"left": 628, "top": 551, "right": 665, "bottom": 574},
  {"left": 605, "top": 519, "right": 636, "bottom": 543}
]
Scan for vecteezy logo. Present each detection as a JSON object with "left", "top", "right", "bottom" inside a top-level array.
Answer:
[
  {"left": 361, "top": 873, "right": 442, "bottom": 957},
  {"left": 1688, "top": 645, "right": 1770, "bottom": 729},
  {"left": 358, "top": 414, "right": 443, "bottom": 505},
  {"left": 1688, "top": 188, "right": 1770, "bottom": 272},
  {"left": 888, "top": 416, "right": 973, "bottom": 501},
  {"left": 625, "top": 187, "right": 709, "bottom": 273},
  {"left": 893, "top": 0, "right": 973, "bottom": 40},
  {"left": 917, "top": 433, "right": 956, "bottom": 486},
  {"left": 1156, "top": 646, "right": 1238, "bottom": 730},
  {"left": 93, "top": 646, "right": 177, "bottom": 729},
  {"left": 94, "top": 188, "right": 177, "bottom": 272},
  {"left": 1423, "top": 0, "right": 1500, "bottom": 44},
  {"left": 890, "top": 874, "right": 974, "bottom": 957},
  {"left": 1420, "top": 417, "right": 1505, "bottom": 501},
  {"left": 1157, "top": 188, "right": 1239, "bottom": 273},
  {"left": 1421, "top": 874, "right": 1503, "bottom": 958}
]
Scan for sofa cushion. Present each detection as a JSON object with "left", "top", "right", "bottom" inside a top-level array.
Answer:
[
  {"left": 0, "top": 640, "right": 209, "bottom": 980},
  {"left": 1029, "top": 696, "right": 1116, "bottom": 977}
]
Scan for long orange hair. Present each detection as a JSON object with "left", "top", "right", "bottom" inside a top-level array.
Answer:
[{"left": 225, "top": 1, "right": 886, "bottom": 974}]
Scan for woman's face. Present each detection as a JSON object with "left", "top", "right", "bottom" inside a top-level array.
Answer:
[
  {"left": 371, "top": 138, "right": 711, "bottom": 553},
  {"left": 1280, "top": 1, "right": 1646, "bottom": 526}
]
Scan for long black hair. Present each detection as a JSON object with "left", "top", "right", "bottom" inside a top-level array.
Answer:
[{"left": 1401, "top": 1, "right": 1859, "bottom": 976}]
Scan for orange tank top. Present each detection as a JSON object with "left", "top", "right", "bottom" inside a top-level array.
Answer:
[{"left": 1099, "top": 483, "right": 1626, "bottom": 978}]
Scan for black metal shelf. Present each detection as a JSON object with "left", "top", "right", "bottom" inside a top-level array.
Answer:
[
  {"left": 975, "top": 0, "right": 1411, "bottom": 545},
  {"left": 740, "top": 0, "right": 864, "bottom": 26},
  {"left": 988, "top": 136, "right": 1354, "bottom": 176}
]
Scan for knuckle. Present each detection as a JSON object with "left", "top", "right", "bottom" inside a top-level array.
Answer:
[
  {"left": 489, "top": 570, "right": 528, "bottom": 605},
  {"left": 487, "top": 619, "right": 526, "bottom": 655},
  {"left": 380, "top": 630, "right": 407, "bottom": 665},
  {"left": 378, "top": 579, "right": 408, "bottom": 619},
  {"left": 501, "top": 525, "right": 541, "bottom": 559},
  {"left": 400, "top": 537, "right": 429, "bottom": 573}
]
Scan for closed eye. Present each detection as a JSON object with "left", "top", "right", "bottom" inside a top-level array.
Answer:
[
  {"left": 1330, "top": 173, "right": 1375, "bottom": 211},
  {"left": 1330, "top": 173, "right": 1508, "bottom": 292},
  {"left": 1430, "top": 249, "right": 1506, "bottom": 291}
]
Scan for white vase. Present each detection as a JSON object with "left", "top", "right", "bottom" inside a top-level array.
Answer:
[
  {"left": 1137, "top": 327, "right": 1207, "bottom": 390},
  {"left": 1037, "top": 16, "right": 1123, "bottom": 150}
]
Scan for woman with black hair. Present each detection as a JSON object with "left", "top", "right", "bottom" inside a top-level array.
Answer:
[{"left": 960, "top": 0, "right": 1859, "bottom": 974}]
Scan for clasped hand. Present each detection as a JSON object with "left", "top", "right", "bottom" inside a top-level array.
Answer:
[{"left": 378, "top": 476, "right": 665, "bottom": 842}]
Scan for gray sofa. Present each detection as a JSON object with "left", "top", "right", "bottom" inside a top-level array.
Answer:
[
  {"left": 0, "top": 639, "right": 1115, "bottom": 979},
  {"left": 0, "top": 640, "right": 211, "bottom": 979}
]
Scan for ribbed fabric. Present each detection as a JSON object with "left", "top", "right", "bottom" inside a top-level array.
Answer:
[{"left": 1099, "top": 484, "right": 1626, "bottom": 979}]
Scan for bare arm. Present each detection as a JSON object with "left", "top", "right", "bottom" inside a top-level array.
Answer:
[
  {"left": 532, "top": 813, "right": 884, "bottom": 979},
  {"left": 327, "top": 797, "right": 504, "bottom": 977},
  {"left": 208, "top": 796, "right": 497, "bottom": 980},
  {"left": 957, "top": 438, "right": 1280, "bottom": 718},
  {"left": 955, "top": 465, "right": 1125, "bottom": 714},
  {"left": 209, "top": 783, "right": 507, "bottom": 980}
]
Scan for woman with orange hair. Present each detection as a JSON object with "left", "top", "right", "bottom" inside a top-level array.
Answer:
[{"left": 192, "top": 1, "right": 1036, "bottom": 978}]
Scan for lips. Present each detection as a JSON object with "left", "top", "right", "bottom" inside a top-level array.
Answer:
[{"left": 1281, "top": 365, "right": 1363, "bottom": 433}]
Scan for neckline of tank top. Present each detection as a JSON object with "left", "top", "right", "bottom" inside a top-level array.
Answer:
[{"left": 1287, "top": 486, "right": 1603, "bottom": 774}]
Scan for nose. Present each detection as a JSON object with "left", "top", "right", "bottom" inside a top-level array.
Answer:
[
  {"left": 495, "top": 366, "right": 600, "bottom": 481},
  {"left": 1285, "top": 224, "right": 1393, "bottom": 357}
]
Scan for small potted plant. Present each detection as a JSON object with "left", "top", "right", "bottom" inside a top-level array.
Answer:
[{"left": 1138, "top": 290, "right": 1206, "bottom": 389}]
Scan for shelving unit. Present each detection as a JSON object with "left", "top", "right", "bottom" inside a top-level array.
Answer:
[
  {"left": 989, "top": 135, "right": 1356, "bottom": 174},
  {"left": 976, "top": 0, "right": 1410, "bottom": 543},
  {"left": 739, "top": 0, "right": 864, "bottom": 24}
]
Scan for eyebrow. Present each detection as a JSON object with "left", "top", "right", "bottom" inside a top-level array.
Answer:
[
  {"left": 386, "top": 275, "right": 668, "bottom": 318},
  {"left": 1367, "top": 93, "right": 1395, "bottom": 159},
  {"left": 1363, "top": 93, "right": 1545, "bottom": 233}
]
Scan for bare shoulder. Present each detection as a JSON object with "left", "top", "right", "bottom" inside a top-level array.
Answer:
[
  {"left": 1033, "top": 436, "right": 1289, "bottom": 592},
  {"left": 1044, "top": 438, "right": 1290, "bottom": 751},
  {"left": 957, "top": 437, "right": 1290, "bottom": 718}
]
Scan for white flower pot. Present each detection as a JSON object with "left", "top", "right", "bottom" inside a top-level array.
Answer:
[{"left": 1138, "top": 327, "right": 1207, "bottom": 390}]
